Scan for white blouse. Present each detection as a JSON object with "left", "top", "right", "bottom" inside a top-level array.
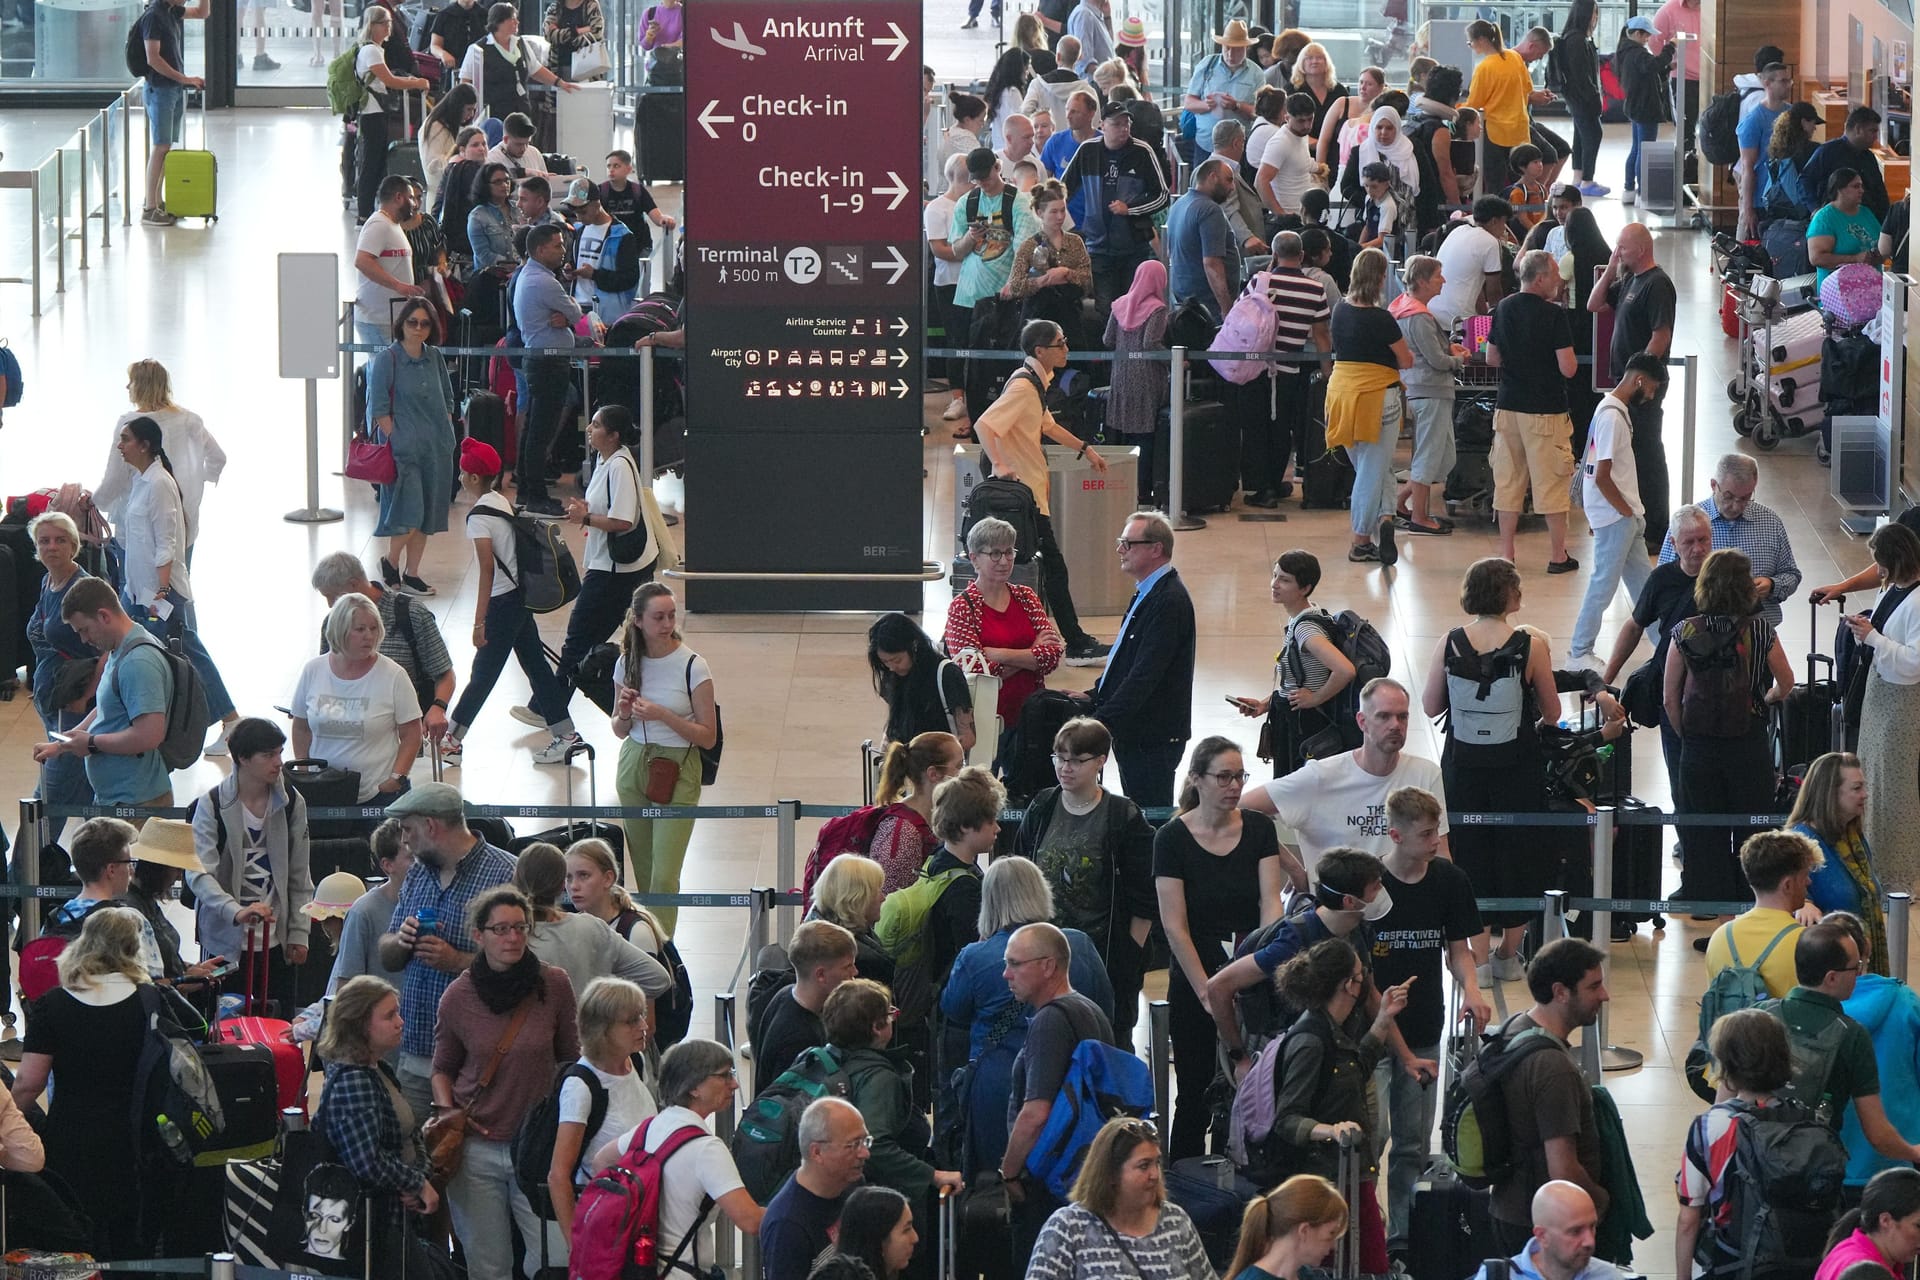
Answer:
[{"left": 1866, "top": 586, "right": 1920, "bottom": 685}]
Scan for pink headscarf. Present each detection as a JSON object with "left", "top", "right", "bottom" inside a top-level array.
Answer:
[{"left": 1111, "top": 258, "right": 1169, "bottom": 331}]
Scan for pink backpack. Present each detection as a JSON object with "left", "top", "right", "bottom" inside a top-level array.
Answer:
[{"left": 1209, "top": 271, "right": 1279, "bottom": 384}]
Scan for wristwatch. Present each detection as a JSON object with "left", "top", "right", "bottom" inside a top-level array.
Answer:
[
  {"left": 86, "top": 738, "right": 101, "bottom": 756},
  {"left": 1227, "top": 1046, "right": 1248, "bottom": 1064}
]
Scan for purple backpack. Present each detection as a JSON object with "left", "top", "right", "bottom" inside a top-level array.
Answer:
[{"left": 1209, "top": 271, "right": 1279, "bottom": 384}]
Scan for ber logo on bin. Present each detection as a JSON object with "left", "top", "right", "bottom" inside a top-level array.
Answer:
[{"left": 1082, "top": 479, "right": 1108, "bottom": 490}]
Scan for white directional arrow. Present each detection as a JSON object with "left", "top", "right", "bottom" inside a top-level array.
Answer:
[
  {"left": 697, "top": 100, "right": 735, "bottom": 140},
  {"left": 869, "top": 245, "right": 909, "bottom": 285},
  {"left": 889, "top": 317, "right": 910, "bottom": 337},
  {"left": 890, "top": 348, "right": 910, "bottom": 367},
  {"left": 870, "top": 21, "right": 908, "bottom": 60},
  {"left": 892, "top": 379, "right": 911, "bottom": 399},
  {"left": 870, "top": 172, "right": 909, "bottom": 211}
]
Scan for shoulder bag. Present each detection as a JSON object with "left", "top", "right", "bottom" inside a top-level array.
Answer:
[{"left": 422, "top": 1000, "right": 532, "bottom": 1185}]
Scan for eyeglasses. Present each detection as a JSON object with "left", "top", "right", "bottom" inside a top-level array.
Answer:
[
  {"left": 977, "top": 548, "right": 1017, "bottom": 561},
  {"left": 479, "top": 922, "right": 530, "bottom": 936},
  {"left": 1004, "top": 954, "right": 1049, "bottom": 970},
  {"left": 109, "top": 858, "right": 137, "bottom": 867},
  {"left": 1041, "top": 339, "right": 1069, "bottom": 349},
  {"left": 1205, "top": 770, "right": 1250, "bottom": 784},
  {"left": 708, "top": 1066, "right": 739, "bottom": 1081},
  {"left": 1115, "top": 538, "right": 1156, "bottom": 550},
  {"left": 827, "top": 1135, "right": 874, "bottom": 1152},
  {"left": 1051, "top": 753, "right": 1103, "bottom": 767}
]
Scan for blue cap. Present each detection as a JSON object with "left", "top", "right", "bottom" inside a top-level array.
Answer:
[{"left": 1624, "top": 16, "right": 1657, "bottom": 35}]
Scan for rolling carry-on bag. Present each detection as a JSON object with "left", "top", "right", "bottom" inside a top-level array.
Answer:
[
  {"left": 215, "top": 922, "right": 308, "bottom": 1116},
  {"left": 1166, "top": 1157, "right": 1256, "bottom": 1269},
  {"left": 1300, "top": 374, "right": 1356, "bottom": 510},
  {"left": 1781, "top": 595, "right": 1843, "bottom": 772},
  {"left": 507, "top": 739, "right": 624, "bottom": 860},
  {"left": 1408, "top": 981, "right": 1493, "bottom": 1280},
  {"left": 1164, "top": 400, "right": 1238, "bottom": 514},
  {"left": 386, "top": 92, "right": 426, "bottom": 187},
  {"left": 164, "top": 94, "right": 218, "bottom": 223}
]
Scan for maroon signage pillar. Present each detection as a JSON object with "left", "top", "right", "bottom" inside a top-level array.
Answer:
[{"left": 684, "top": 2, "right": 925, "bottom": 612}]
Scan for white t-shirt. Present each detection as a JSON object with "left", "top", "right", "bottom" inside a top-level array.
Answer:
[
  {"left": 466, "top": 490, "right": 518, "bottom": 596},
  {"left": 1581, "top": 392, "right": 1642, "bottom": 530},
  {"left": 290, "top": 654, "right": 423, "bottom": 803},
  {"left": 486, "top": 140, "right": 550, "bottom": 178},
  {"left": 574, "top": 221, "right": 610, "bottom": 306},
  {"left": 1258, "top": 750, "right": 1450, "bottom": 872},
  {"left": 559, "top": 1059, "right": 657, "bottom": 1185},
  {"left": 354, "top": 44, "right": 390, "bottom": 114},
  {"left": 606, "top": 1105, "right": 745, "bottom": 1271},
  {"left": 1259, "top": 128, "right": 1316, "bottom": 217},
  {"left": 353, "top": 212, "right": 414, "bottom": 328},
  {"left": 584, "top": 448, "right": 648, "bottom": 573},
  {"left": 1431, "top": 224, "right": 1503, "bottom": 327},
  {"left": 612, "top": 648, "right": 713, "bottom": 749},
  {"left": 926, "top": 194, "right": 961, "bottom": 288}
]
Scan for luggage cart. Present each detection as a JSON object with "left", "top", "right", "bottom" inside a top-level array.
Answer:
[
  {"left": 1716, "top": 242, "right": 1824, "bottom": 451},
  {"left": 1442, "top": 314, "right": 1501, "bottom": 521}
]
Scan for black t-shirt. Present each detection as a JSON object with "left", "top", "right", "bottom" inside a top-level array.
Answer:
[
  {"left": 1369, "top": 859, "right": 1483, "bottom": 1048},
  {"left": 429, "top": 0, "right": 490, "bottom": 64},
  {"left": 1330, "top": 302, "right": 1404, "bottom": 370},
  {"left": 1488, "top": 292, "right": 1575, "bottom": 414},
  {"left": 750, "top": 987, "right": 825, "bottom": 1096},
  {"left": 1884, "top": 199, "right": 1911, "bottom": 276},
  {"left": 760, "top": 1179, "right": 844, "bottom": 1280},
  {"left": 1151, "top": 813, "right": 1281, "bottom": 947},
  {"left": 140, "top": 0, "right": 185, "bottom": 83},
  {"left": 1631, "top": 560, "right": 1699, "bottom": 667},
  {"left": 884, "top": 658, "right": 971, "bottom": 746},
  {"left": 1607, "top": 265, "right": 1677, "bottom": 377},
  {"left": 597, "top": 179, "right": 659, "bottom": 253}
]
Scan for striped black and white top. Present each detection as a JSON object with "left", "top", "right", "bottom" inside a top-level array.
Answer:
[{"left": 1027, "top": 1202, "right": 1218, "bottom": 1280}]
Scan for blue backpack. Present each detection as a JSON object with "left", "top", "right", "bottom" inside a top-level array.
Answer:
[{"left": 1024, "top": 1037, "right": 1154, "bottom": 1198}]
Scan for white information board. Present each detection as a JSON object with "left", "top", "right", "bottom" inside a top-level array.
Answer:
[{"left": 277, "top": 252, "right": 342, "bottom": 380}]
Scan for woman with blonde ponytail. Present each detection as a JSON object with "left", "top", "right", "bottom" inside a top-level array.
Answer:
[
  {"left": 869, "top": 731, "right": 964, "bottom": 893},
  {"left": 1226, "top": 1175, "right": 1349, "bottom": 1280}
]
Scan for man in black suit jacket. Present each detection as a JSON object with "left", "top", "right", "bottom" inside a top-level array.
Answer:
[{"left": 1078, "top": 511, "right": 1196, "bottom": 807}]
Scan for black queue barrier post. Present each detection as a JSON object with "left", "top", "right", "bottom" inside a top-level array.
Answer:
[
  {"left": 714, "top": 991, "right": 740, "bottom": 1274},
  {"left": 1148, "top": 998, "right": 1172, "bottom": 1157},
  {"left": 1891, "top": 892, "right": 1912, "bottom": 986}
]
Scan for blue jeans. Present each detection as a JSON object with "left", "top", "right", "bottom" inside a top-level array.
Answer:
[
  {"left": 449, "top": 587, "right": 574, "bottom": 735},
  {"left": 1625, "top": 121, "right": 1659, "bottom": 191},
  {"left": 1570, "top": 514, "right": 1652, "bottom": 658},
  {"left": 1349, "top": 388, "right": 1402, "bottom": 537},
  {"left": 125, "top": 587, "right": 236, "bottom": 721},
  {"left": 144, "top": 80, "right": 184, "bottom": 147},
  {"left": 1374, "top": 1042, "right": 1442, "bottom": 1248}
]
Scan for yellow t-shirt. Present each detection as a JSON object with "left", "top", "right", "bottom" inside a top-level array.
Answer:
[
  {"left": 1703, "top": 907, "right": 1803, "bottom": 1001},
  {"left": 1466, "top": 49, "right": 1533, "bottom": 148}
]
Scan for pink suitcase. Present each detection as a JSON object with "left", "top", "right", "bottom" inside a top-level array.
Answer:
[
  {"left": 212, "top": 923, "right": 307, "bottom": 1117},
  {"left": 1757, "top": 366, "right": 1820, "bottom": 410},
  {"left": 1764, "top": 309, "right": 1824, "bottom": 374}
]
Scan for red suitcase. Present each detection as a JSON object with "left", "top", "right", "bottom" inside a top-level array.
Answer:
[{"left": 213, "top": 923, "right": 307, "bottom": 1118}]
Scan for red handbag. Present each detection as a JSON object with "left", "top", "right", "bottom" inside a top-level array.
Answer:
[{"left": 345, "top": 432, "right": 396, "bottom": 484}]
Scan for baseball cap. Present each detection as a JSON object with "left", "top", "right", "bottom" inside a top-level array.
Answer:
[
  {"left": 1623, "top": 16, "right": 1656, "bottom": 35},
  {"left": 557, "top": 177, "right": 597, "bottom": 212},
  {"left": 384, "top": 781, "right": 468, "bottom": 820},
  {"left": 965, "top": 146, "right": 999, "bottom": 179}
]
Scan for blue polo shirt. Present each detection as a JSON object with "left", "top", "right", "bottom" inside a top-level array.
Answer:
[{"left": 90, "top": 628, "right": 173, "bottom": 805}]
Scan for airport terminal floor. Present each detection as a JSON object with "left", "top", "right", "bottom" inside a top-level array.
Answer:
[{"left": 0, "top": 91, "right": 1896, "bottom": 1277}]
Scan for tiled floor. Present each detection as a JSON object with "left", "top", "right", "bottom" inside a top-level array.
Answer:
[{"left": 0, "top": 103, "right": 1897, "bottom": 1279}]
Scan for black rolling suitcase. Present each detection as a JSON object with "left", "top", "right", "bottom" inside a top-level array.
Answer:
[
  {"left": 1298, "top": 375, "right": 1354, "bottom": 509},
  {"left": 1446, "top": 393, "right": 1497, "bottom": 514},
  {"left": 1780, "top": 595, "right": 1844, "bottom": 772},
  {"left": 637, "top": 94, "right": 685, "bottom": 182},
  {"left": 508, "top": 739, "right": 624, "bottom": 859},
  {"left": 166, "top": 1035, "right": 282, "bottom": 1255},
  {"left": 1166, "top": 1157, "right": 1256, "bottom": 1270},
  {"left": 1167, "top": 400, "right": 1237, "bottom": 514},
  {"left": 1409, "top": 981, "right": 1494, "bottom": 1280}
]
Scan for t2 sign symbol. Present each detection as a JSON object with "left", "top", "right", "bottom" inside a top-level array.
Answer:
[{"left": 783, "top": 248, "right": 822, "bottom": 284}]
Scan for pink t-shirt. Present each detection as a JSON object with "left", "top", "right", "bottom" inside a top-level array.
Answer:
[{"left": 1815, "top": 1230, "right": 1897, "bottom": 1280}]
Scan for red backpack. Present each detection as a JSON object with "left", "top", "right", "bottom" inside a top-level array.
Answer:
[
  {"left": 801, "top": 803, "right": 932, "bottom": 909},
  {"left": 569, "top": 1118, "right": 714, "bottom": 1280}
]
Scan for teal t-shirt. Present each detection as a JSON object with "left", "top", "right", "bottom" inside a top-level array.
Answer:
[
  {"left": 951, "top": 188, "right": 1037, "bottom": 309},
  {"left": 1808, "top": 201, "right": 1882, "bottom": 289},
  {"left": 90, "top": 628, "right": 173, "bottom": 804}
]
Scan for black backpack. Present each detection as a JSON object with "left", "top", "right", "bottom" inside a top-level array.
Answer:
[
  {"left": 964, "top": 476, "right": 1041, "bottom": 564},
  {"left": 1698, "top": 88, "right": 1751, "bottom": 167},
  {"left": 1676, "top": 619, "right": 1758, "bottom": 739},
  {"left": 1697, "top": 1098, "right": 1846, "bottom": 1280},
  {"left": 112, "top": 628, "right": 211, "bottom": 772},
  {"left": 1406, "top": 116, "right": 1448, "bottom": 233},
  {"left": 513, "top": 1063, "right": 609, "bottom": 1217},
  {"left": 125, "top": 5, "right": 154, "bottom": 78}
]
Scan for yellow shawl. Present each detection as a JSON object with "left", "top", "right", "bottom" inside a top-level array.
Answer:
[{"left": 1325, "top": 360, "right": 1403, "bottom": 450}]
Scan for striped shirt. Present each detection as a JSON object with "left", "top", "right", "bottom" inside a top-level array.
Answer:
[
  {"left": 1264, "top": 267, "right": 1331, "bottom": 376},
  {"left": 1027, "top": 1203, "right": 1216, "bottom": 1280},
  {"left": 1655, "top": 496, "right": 1802, "bottom": 626}
]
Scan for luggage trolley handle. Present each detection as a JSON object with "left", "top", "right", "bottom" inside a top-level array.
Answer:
[
  {"left": 937, "top": 1184, "right": 955, "bottom": 1280},
  {"left": 565, "top": 739, "right": 596, "bottom": 843},
  {"left": 1808, "top": 592, "right": 1843, "bottom": 685},
  {"left": 1336, "top": 1129, "right": 1362, "bottom": 1280}
]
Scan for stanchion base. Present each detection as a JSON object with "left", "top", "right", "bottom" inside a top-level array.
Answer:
[
  {"left": 1175, "top": 514, "right": 1208, "bottom": 531},
  {"left": 1842, "top": 514, "right": 1880, "bottom": 536},
  {"left": 1601, "top": 1045, "right": 1643, "bottom": 1072},
  {"left": 284, "top": 508, "right": 344, "bottom": 524}
]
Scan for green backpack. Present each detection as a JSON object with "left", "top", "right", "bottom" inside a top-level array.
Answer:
[
  {"left": 729, "top": 1046, "right": 851, "bottom": 1203},
  {"left": 326, "top": 47, "right": 368, "bottom": 116},
  {"left": 875, "top": 860, "right": 974, "bottom": 1026}
]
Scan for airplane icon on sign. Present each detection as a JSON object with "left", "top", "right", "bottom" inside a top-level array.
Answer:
[{"left": 711, "top": 23, "right": 767, "bottom": 58}]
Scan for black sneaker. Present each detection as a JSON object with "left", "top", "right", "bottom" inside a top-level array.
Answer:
[
  {"left": 379, "top": 556, "right": 401, "bottom": 587},
  {"left": 1546, "top": 555, "right": 1581, "bottom": 575},
  {"left": 1348, "top": 542, "right": 1379, "bottom": 562},
  {"left": 1376, "top": 515, "right": 1398, "bottom": 566},
  {"left": 399, "top": 574, "right": 436, "bottom": 597},
  {"left": 1063, "top": 639, "right": 1111, "bottom": 667}
]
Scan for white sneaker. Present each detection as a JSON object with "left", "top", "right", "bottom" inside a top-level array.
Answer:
[
  {"left": 509, "top": 704, "right": 546, "bottom": 728},
  {"left": 532, "top": 733, "right": 584, "bottom": 765},
  {"left": 203, "top": 725, "right": 232, "bottom": 757},
  {"left": 1492, "top": 953, "right": 1527, "bottom": 982},
  {"left": 1475, "top": 962, "right": 1492, "bottom": 989},
  {"left": 941, "top": 398, "right": 968, "bottom": 421},
  {"left": 1566, "top": 651, "right": 1605, "bottom": 674}
]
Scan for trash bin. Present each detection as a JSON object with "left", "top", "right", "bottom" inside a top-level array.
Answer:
[
  {"left": 950, "top": 445, "right": 1139, "bottom": 615},
  {"left": 34, "top": 0, "right": 142, "bottom": 82}
]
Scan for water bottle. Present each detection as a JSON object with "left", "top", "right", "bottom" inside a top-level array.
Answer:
[
  {"left": 156, "top": 1114, "right": 192, "bottom": 1163},
  {"left": 415, "top": 906, "right": 438, "bottom": 939}
]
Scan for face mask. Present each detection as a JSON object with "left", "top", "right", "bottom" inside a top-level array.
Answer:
[{"left": 1363, "top": 887, "right": 1394, "bottom": 922}]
